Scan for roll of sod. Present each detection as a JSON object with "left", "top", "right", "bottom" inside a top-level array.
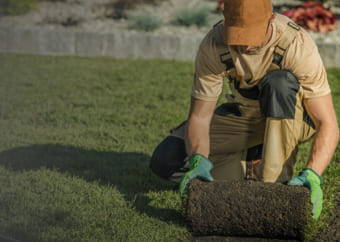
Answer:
[{"left": 184, "top": 180, "right": 310, "bottom": 240}]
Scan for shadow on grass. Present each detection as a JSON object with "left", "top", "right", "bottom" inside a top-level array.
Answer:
[{"left": 0, "top": 144, "right": 183, "bottom": 225}]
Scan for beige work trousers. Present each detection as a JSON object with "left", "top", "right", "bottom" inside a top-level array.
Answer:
[{"left": 171, "top": 86, "right": 315, "bottom": 183}]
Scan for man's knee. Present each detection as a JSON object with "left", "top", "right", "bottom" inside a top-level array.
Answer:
[
  {"left": 150, "top": 136, "right": 187, "bottom": 182},
  {"left": 259, "top": 70, "right": 300, "bottom": 119}
]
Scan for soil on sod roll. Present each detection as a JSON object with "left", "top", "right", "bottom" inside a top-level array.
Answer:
[{"left": 184, "top": 180, "right": 310, "bottom": 241}]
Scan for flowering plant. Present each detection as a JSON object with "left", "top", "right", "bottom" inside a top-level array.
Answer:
[
  {"left": 283, "top": 1, "right": 337, "bottom": 33},
  {"left": 215, "top": 0, "right": 224, "bottom": 12}
]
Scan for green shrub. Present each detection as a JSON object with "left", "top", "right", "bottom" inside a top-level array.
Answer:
[
  {"left": 128, "top": 13, "right": 161, "bottom": 32},
  {"left": 0, "top": 0, "right": 39, "bottom": 16},
  {"left": 173, "top": 7, "right": 210, "bottom": 27}
]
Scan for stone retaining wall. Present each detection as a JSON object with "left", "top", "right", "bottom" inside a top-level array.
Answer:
[{"left": 0, "top": 25, "right": 339, "bottom": 67}]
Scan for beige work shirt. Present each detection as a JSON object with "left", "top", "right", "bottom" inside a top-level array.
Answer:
[{"left": 192, "top": 14, "right": 330, "bottom": 102}]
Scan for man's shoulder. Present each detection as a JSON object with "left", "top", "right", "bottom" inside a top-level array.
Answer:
[
  {"left": 195, "top": 20, "right": 229, "bottom": 77},
  {"left": 274, "top": 13, "right": 311, "bottom": 41},
  {"left": 204, "top": 20, "right": 225, "bottom": 45},
  {"left": 199, "top": 20, "right": 229, "bottom": 54},
  {"left": 274, "top": 14, "right": 293, "bottom": 31},
  {"left": 273, "top": 13, "right": 315, "bottom": 52}
]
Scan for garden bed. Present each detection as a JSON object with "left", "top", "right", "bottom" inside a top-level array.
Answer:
[{"left": 0, "top": 0, "right": 339, "bottom": 43}]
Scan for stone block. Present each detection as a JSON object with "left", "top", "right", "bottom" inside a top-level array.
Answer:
[
  {"left": 75, "top": 32, "right": 106, "bottom": 56},
  {"left": 336, "top": 43, "right": 340, "bottom": 67},
  {"left": 104, "top": 31, "right": 135, "bottom": 59},
  {"left": 0, "top": 27, "right": 10, "bottom": 52},
  {"left": 317, "top": 42, "right": 339, "bottom": 68},
  {"left": 39, "top": 29, "right": 75, "bottom": 55},
  {"left": 177, "top": 34, "right": 203, "bottom": 61},
  {"left": 134, "top": 33, "right": 164, "bottom": 59},
  {"left": 104, "top": 31, "right": 202, "bottom": 61},
  {"left": 0, "top": 27, "right": 40, "bottom": 54},
  {"left": 162, "top": 34, "right": 184, "bottom": 60},
  {"left": 134, "top": 33, "right": 181, "bottom": 60}
]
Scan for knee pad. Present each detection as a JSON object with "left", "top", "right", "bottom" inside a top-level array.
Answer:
[
  {"left": 259, "top": 70, "right": 299, "bottom": 119},
  {"left": 150, "top": 136, "right": 187, "bottom": 182}
]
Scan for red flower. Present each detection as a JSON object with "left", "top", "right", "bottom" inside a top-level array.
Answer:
[
  {"left": 217, "top": 0, "right": 224, "bottom": 11},
  {"left": 282, "top": 1, "right": 337, "bottom": 33}
]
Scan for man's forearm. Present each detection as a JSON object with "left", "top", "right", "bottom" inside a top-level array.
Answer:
[
  {"left": 303, "top": 94, "right": 339, "bottom": 176},
  {"left": 186, "top": 117, "right": 211, "bottom": 157},
  {"left": 306, "top": 122, "right": 339, "bottom": 175},
  {"left": 185, "top": 97, "right": 217, "bottom": 158}
]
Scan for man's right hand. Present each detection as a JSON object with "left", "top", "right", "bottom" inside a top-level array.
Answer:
[{"left": 179, "top": 154, "right": 214, "bottom": 198}]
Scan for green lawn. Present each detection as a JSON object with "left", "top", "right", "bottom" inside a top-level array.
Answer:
[{"left": 0, "top": 53, "right": 339, "bottom": 241}]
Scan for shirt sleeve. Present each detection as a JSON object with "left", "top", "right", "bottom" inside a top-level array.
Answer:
[
  {"left": 282, "top": 29, "right": 330, "bottom": 99},
  {"left": 191, "top": 30, "right": 224, "bottom": 101}
]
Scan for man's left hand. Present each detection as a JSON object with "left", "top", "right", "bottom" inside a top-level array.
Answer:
[{"left": 287, "top": 168, "right": 323, "bottom": 220}]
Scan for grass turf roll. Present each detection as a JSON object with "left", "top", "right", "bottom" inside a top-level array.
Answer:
[{"left": 184, "top": 180, "right": 310, "bottom": 240}]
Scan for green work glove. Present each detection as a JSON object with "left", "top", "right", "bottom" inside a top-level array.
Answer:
[
  {"left": 287, "top": 168, "right": 323, "bottom": 220},
  {"left": 179, "top": 154, "right": 214, "bottom": 198}
]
